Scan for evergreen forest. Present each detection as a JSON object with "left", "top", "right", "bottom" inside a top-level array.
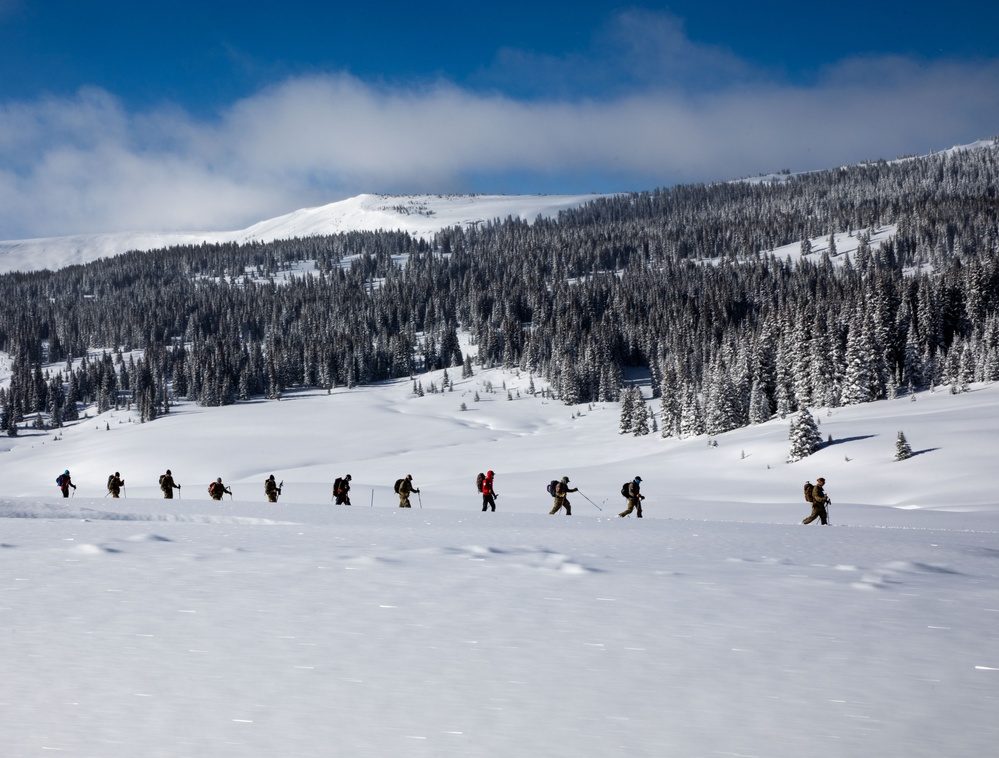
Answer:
[{"left": 2, "top": 143, "right": 998, "bottom": 438}]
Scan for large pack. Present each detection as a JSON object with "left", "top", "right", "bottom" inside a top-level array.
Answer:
[
  {"left": 804, "top": 482, "right": 814, "bottom": 503},
  {"left": 621, "top": 482, "right": 631, "bottom": 498},
  {"left": 334, "top": 477, "right": 344, "bottom": 495},
  {"left": 394, "top": 478, "right": 404, "bottom": 494},
  {"left": 476, "top": 473, "right": 485, "bottom": 492},
  {"left": 546, "top": 479, "right": 558, "bottom": 497}
]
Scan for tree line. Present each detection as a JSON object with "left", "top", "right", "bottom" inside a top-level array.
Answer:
[{"left": 1, "top": 142, "right": 998, "bottom": 437}]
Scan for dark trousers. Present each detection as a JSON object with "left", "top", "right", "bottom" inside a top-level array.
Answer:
[
  {"left": 482, "top": 494, "right": 496, "bottom": 512},
  {"left": 803, "top": 503, "right": 828, "bottom": 525}
]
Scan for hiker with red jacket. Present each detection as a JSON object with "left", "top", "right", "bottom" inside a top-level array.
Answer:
[
  {"left": 481, "top": 470, "right": 498, "bottom": 512},
  {"left": 56, "top": 469, "right": 76, "bottom": 498}
]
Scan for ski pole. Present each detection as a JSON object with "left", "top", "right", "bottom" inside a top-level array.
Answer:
[
  {"left": 370, "top": 489, "right": 374, "bottom": 507},
  {"left": 577, "top": 489, "right": 602, "bottom": 511},
  {"left": 418, "top": 491, "right": 423, "bottom": 509}
]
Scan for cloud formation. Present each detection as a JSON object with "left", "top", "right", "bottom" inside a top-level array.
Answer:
[{"left": 2, "top": 11, "right": 998, "bottom": 239}]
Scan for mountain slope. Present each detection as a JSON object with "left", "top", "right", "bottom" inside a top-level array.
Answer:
[{"left": 0, "top": 193, "right": 609, "bottom": 274}]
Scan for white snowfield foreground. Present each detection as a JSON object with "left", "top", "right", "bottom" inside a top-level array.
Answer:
[
  {"left": 2, "top": 366, "right": 999, "bottom": 756},
  {"left": 2, "top": 495, "right": 997, "bottom": 758}
]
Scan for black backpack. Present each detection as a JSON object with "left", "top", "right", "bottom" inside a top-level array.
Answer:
[
  {"left": 547, "top": 479, "right": 558, "bottom": 497},
  {"left": 334, "top": 477, "right": 344, "bottom": 495},
  {"left": 621, "top": 482, "right": 631, "bottom": 498},
  {"left": 476, "top": 472, "right": 485, "bottom": 492},
  {"left": 804, "top": 482, "right": 814, "bottom": 503},
  {"left": 394, "top": 478, "right": 404, "bottom": 494}
]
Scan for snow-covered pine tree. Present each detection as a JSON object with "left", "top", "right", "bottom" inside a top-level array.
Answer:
[
  {"left": 618, "top": 385, "right": 635, "bottom": 434},
  {"left": 895, "top": 430, "right": 912, "bottom": 461},
  {"left": 787, "top": 408, "right": 822, "bottom": 462},
  {"left": 631, "top": 388, "right": 649, "bottom": 436}
]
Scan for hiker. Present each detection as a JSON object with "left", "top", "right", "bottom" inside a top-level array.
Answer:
[
  {"left": 396, "top": 474, "right": 420, "bottom": 508},
  {"left": 619, "top": 476, "right": 645, "bottom": 518},
  {"left": 333, "top": 474, "right": 352, "bottom": 505},
  {"left": 549, "top": 476, "right": 577, "bottom": 515},
  {"left": 107, "top": 472, "right": 125, "bottom": 498},
  {"left": 159, "top": 469, "right": 181, "bottom": 498},
  {"left": 481, "top": 470, "right": 498, "bottom": 512},
  {"left": 803, "top": 477, "right": 830, "bottom": 525},
  {"left": 264, "top": 475, "right": 282, "bottom": 502},
  {"left": 56, "top": 469, "right": 76, "bottom": 498},
  {"left": 208, "top": 477, "right": 232, "bottom": 501}
]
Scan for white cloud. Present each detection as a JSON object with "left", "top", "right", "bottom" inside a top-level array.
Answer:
[{"left": 2, "top": 17, "right": 998, "bottom": 239}]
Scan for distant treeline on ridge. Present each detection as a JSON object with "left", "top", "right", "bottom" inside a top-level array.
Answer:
[{"left": 2, "top": 144, "right": 998, "bottom": 438}]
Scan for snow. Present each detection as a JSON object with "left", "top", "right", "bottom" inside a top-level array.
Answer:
[
  {"left": 2, "top": 360, "right": 998, "bottom": 757},
  {"left": 0, "top": 193, "right": 611, "bottom": 274}
]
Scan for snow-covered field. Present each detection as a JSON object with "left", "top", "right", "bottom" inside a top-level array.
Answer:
[
  {"left": 2, "top": 361, "right": 998, "bottom": 757},
  {"left": 0, "top": 193, "right": 611, "bottom": 274}
]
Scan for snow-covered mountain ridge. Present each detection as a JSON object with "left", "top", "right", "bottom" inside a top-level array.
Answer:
[{"left": 0, "top": 193, "right": 610, "bottom": 274}]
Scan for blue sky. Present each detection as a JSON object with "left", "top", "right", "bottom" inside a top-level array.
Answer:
[{"left": 1, "top": 0, "right": 998, "bottom": 238}]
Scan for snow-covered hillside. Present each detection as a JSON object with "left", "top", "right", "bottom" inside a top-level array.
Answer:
[
  {"left": 0, "top": 193, "right": 609, "bottom": 274},
  {"left": 2, "top": 359, "right": 998, "bottom": 756}
]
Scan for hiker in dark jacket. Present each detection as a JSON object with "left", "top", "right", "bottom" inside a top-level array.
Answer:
[
  {"left": 481, "top": 470, "right": 498, "bottom": 512},
  {"left": 619, "top": 476, "right": 645, "bottom": 518},
  {"left": 333, "top": 474, "right": 352, "bottom": 505},
  {"left": 57, "top": 470, "right": 77, "bottom": 498},
  {"left": 159, "top": 470, "right": 181, "bottom": 498},
  {"left": 107, "top": 472, "right": 124, "bottom": 498},
  {"left": 803, "top": 477, "right": 830, "bottom": 525},
  {"left": 549, "top": 476, "right": 577, "bottom": 515},
  {"left": 265, "top": 475, "right": 282, "bottom": 502},
  {"left": 397, "top": 474, "right": 419, "bottom": 508},
  {"left": 208, "top": 477, "right": 232, "bottom": 501}
]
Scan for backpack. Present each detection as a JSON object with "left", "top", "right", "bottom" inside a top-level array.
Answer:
[
  {"left": 108, "top": 475, "right": 115, "bottom": 490},
  {"left": 394, "top": 478, "right": 404, "bottom": 494},
  {"left": 547, "top": 479, "right": 558, "bottom": 497},
  {"left": 208, "top": 482, "right": 219, "bottom": 497},
  {"left": 476, "top": 473, "right": 485, "bottom": 492},
  {"left": 56, "top": 474, "right": 65, "bottom": 487},
  {"left": 334, "top": 477, "right": 344, "bottom": 495},
  {"left": 621, "top": 482, "right": 631, "bottom": 498},
  {"left": 159, "top": 474, "right": 166, "bottom": 491},
  {"left": 804, "top": 482, "right": 814, "bottom": 503}
]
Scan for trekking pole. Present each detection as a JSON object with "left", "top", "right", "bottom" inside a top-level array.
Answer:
[
  {"left": 370, "top": 489, "right": 374, "bottom": 507},
  {"left": 577, "top": 489, "right": 602, "bottom": 511},
  {"left": 418, "top": 491, "right": 423, "bottom": 509}
]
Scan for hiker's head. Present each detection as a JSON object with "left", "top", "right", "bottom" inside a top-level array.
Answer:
[
  {"left": 817, "top": 477, "right": 825, "bottom": 485},
  {"left": 561, "top": 476, "right": 569, "bottom": 483}
]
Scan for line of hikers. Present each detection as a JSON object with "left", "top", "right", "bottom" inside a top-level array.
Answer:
[
  {"left": 55, "top": 467, "right": 831, "bottom": 522},
  {"left": 56, "top": 467, "right": 645, "bottom": 516}
]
